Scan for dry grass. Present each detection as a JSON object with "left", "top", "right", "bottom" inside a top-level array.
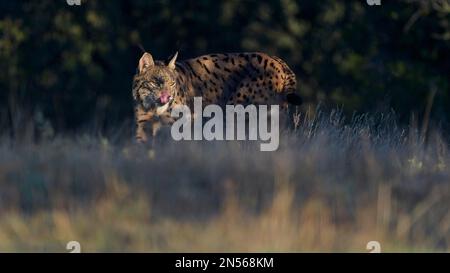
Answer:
[{"left": 0, "top": 110, "right": 449, "bottom": 252}]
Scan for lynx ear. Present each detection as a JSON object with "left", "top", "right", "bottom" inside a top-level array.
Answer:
[
  {"left": 167, "top": 51, "right": 178, "bottom": 70},
  {"left": 138, "top": 52, "right": 154, "bottom": 73}
]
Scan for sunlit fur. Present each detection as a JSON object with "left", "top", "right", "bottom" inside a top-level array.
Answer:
[{"left": 131, "top": 52, "right": 302, "bottom": 143}]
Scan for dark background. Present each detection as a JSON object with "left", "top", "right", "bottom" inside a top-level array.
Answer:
[{"left": 1, "top": 0, "right": 449, "bottom": 135}]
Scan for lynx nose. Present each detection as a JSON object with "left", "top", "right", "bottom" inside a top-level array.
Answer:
[{"left": 159, "top": 91, "right": 171, "bottom": 104}]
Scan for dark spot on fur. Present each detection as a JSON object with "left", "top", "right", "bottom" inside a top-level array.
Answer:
[
  {"left": 202, "top": 63, "right": 211, "bottom": 74},
  {"left": 256, "top": 54, "right": 263, "bottom": 63}
]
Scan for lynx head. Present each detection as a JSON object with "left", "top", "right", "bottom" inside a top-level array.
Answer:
[{"left": 132, "top": 52, "right": 179, "bottom": 112}]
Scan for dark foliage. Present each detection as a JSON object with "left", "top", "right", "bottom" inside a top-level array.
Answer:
[{"left": 1, "top": 0, "right": 449, "bottom": 135}]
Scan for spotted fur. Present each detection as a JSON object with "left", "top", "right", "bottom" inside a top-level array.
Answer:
[{"left": 132, "top": 51, "right": 302, "bottom": 142}]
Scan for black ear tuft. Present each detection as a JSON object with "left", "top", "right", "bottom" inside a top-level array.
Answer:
[{"left": 286, "top": 93, "right": 303, "bottom": 105}]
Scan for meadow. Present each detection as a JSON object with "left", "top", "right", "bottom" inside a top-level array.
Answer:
[{"left": 0, "top": 108, "right": 449, "bottom": 252}]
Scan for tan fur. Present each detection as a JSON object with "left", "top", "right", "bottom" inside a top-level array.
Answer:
[{"left": 132, "top": 52, "right": 301, "bottom": 143}]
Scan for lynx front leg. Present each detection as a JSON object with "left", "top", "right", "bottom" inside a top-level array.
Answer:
[
  {"left": 135, "top": 119, "right": 161, "bottom": 146},
  {"left": 136, "top": 121, "right": 149, "bottom": 143},
  {"left": 135, "top": 107, "right": 156, "bottom": 144},
  {"left": 151, "top": 114, "right": 175, "bottom": 145},
  {"left": 136, "top": 120, "right": 157, "bottom": 159}
]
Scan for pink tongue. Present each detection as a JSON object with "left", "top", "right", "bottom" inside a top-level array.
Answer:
[{"left": 160, "top": 92, "right": 170, "bottom": 104}]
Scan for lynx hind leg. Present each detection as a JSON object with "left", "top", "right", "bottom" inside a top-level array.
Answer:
[{"left": 224, "top": 79, "right": 282, "bottom": 139}]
